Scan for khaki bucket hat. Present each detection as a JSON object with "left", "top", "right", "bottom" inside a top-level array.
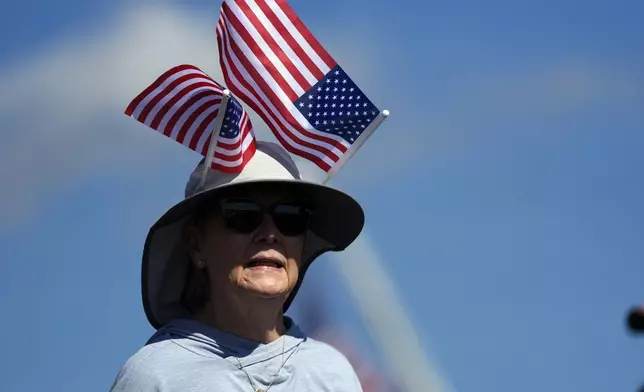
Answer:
[{"left": 142, "top": 141, "right": 364, "bottom": 329}]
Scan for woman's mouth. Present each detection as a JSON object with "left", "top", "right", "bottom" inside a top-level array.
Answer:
[{"left": 246, "top": 259, "right": 284, "bottom": 269}]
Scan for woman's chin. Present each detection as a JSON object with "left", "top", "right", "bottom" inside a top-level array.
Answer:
[{"left": 242, "top": 277, "right": 291, "bottom": 298}]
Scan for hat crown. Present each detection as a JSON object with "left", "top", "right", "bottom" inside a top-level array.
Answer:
[{"left": 184, "top": 141, "right": 302, "bottom": 198}]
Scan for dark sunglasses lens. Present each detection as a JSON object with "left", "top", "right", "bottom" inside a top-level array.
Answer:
[
  {"left": 221, "top": 200, "right": 263, "bottom": 234},
  {"left": 272, "top": 203, "right": 309, "bottom": 236}
]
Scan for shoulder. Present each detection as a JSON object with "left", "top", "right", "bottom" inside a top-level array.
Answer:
[
  {"left": 297, "top": 337, "right": 362, "bottom": 388},
  {"left": 301, "top": 336, "right": 352, "bottom": 362},
  {"left": 109, "top": 336, "right": 183, "bottom": 391}
]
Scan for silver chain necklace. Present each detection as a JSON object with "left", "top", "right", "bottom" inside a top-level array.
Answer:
[{"left": 235, "top": 336, "right": 298, "bottom": 392}]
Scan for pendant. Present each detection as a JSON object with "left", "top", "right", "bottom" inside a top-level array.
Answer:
[{"left": 256, "top": 389, "right": 264, "bottom": 392}]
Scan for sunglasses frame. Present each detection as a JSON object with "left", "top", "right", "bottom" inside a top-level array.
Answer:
[{"left": 218, "top": 197, "right": 313, "bottom": 236}]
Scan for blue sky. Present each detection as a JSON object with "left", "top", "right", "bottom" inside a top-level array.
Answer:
[{"left": 1, "top": 1, "right": 643, "bottom": 391}]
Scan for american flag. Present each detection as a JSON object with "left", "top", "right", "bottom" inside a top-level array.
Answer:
[
  {"left": 125, "top": 64, "right": 257, "bottom": 173},
  {"left": 216, "top": 0, "right": 381, "bottom": 172}
]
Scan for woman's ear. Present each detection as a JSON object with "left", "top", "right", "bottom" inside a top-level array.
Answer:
[{"left": 184, "top": 223, "right": 206, "bottom": 270}]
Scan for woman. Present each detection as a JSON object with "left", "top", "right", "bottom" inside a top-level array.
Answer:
[{"left": 110, "top": 141, "right": 366, "bottom": 391}]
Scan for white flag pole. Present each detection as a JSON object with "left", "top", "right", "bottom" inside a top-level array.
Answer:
[
  {"left": 334, "top": 234, "right": 456, "bottom": 392},
  {"left": 322, "top": 109, "right": 389, "bottom": 185},
  {"left": 199, "top": 89, "right": 231, "bottom": 189},
  {"left": 320, "top": 109, "right": 454, "bottom": 391}
]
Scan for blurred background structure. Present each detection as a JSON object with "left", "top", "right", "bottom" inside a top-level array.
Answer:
[
  {"left": 627, "top": 306, "right": 644, "bottom": 334},
  {"left": 1, "top": 1, "right": 643, "bottom": 391},
  {"left": 626, "top": 305, "right": 644, "bottom": 392}
]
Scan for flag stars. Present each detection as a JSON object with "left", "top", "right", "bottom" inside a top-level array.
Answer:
[{"left": 294, "top": 66, "right": 377, "bottom": 145}]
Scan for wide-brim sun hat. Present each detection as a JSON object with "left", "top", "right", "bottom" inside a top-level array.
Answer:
[{"left": 142, "top": 141, "right": 365, "bottom": 329}]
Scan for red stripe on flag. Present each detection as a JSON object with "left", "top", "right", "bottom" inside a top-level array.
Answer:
[
  {"left": 217, "top": 20, "right": 340, "bottom": 166},
  {"left": 126, "top": 64, "right": 256, "bottom": 173},
  {"left": 162, "top": 90, "right": 222, "bottom": 137},
  {"left": 215, "top": 113, "right": 250, "bottom": 152},
  {"left": 124, "top": 64, "right": 201, "bottom": 116},
  {"left": 222, "top": 3, "right": 299, "bottom": 103},
  {"left": 137, "top": 72, "right": 214, "bottom": 124},
  {"left": 236, "top": 0, "right": 311, "bottom": 93},
  {"left": 212, "top": 139, "right": 257, "bottom": 173},
  {"left": 150, "top": 79, "right": 222, "bottom": 130},
  {"left": 189, "top": 107, "right": 219, "bottom": 151},
  {"left": 276, "top": 0, "right": 336, "bottom": 70},
  {"left": 255, "top": 0, "right": 325, "bottom": 80},
  {"left": 217, "top": 23, "right": 331, "bottom": 170},
  {"left": 218, "top": 15, "right": 346, "bottom": 156},
  {"left": 174, "top": 97, "right": 220, "bottom": 145}
]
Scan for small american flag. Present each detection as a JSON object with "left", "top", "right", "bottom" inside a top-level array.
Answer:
[
  {"left": 216, "top": 0, "right": 381, "bottom": 172},
  {"left": 125, "top": 64, "right": 257, "bottom": 173}
]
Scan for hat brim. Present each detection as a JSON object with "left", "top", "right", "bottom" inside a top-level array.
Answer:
[{"left": 142, "top": 178, "right": 364, "bottom": 329}]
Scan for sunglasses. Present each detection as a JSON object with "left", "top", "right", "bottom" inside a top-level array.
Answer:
[{"left": 219, "top": 198, "right": 312, "bottom": 236}]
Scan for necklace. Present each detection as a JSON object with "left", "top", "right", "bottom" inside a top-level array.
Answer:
[{"left": 235, "top": 336, "right": 297, "bottom": 392}]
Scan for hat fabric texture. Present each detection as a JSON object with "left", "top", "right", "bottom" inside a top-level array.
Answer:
[{"left": 142, "top": 141, "right": 364, "bottom": 329}]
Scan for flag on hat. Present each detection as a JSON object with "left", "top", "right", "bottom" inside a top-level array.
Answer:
[
  {"left": 125, "top": 64, "right": 257, "bottom": 173},
  {"left": 215, "top": 0, "right": 387, "bottom": 174}
]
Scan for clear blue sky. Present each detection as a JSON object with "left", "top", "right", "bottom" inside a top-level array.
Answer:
[{"left": 1, "top": 1, "right": 643, "bottom": 391}]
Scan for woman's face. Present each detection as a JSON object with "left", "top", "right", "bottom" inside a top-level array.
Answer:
[{"left": 188, "top": 186, "right": 308, "bottom": 302}]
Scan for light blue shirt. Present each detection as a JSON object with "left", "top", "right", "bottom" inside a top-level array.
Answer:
[{"left": 110, "top": 318, "right": 363, "bottom": 391}]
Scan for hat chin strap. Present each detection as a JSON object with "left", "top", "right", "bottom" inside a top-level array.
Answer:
[{"left": 283, "top": 230, "right": 335, "bottom": 313}]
